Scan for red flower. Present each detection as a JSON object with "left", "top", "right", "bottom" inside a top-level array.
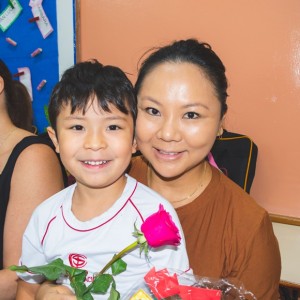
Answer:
[{"left": 141, "top": 204, "right": 181, "bottom": 248}]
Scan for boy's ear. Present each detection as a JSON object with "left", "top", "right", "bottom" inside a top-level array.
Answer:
[
  {"left": 131, "top": 137, "right": 137, "bottom": 154},
  {"left": 0, "top": 76, "right": 4, "bottom": 94},
  {"left": 47, "top": 126, "right": 60, "bottom": 153}
]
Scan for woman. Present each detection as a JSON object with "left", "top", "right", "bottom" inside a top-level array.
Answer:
[
  {"left": 0, "top": 59, "right": 67, "bottom": 299},
  {"left": 34, "top": 39, "right": 281, "bottom": 300},
  {"left": 130, "top": 39, "right": 280, "bottom": 300}
]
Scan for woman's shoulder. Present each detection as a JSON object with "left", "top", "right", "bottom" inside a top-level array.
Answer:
[
  {"left": 7, "top": 132, "right": 53, "bottom": 159},
  {"left": 199, "top": 167, "right": 272, "bottom": 251},
  {"left": 16, "top": 133, "right": 54, "bottom": 149},
  {"left": 14, "top": 134, "right": 58, "bottom": 162},
  {"left": 11, "top": 134, "right": 67, "bottom": 186},
  {"left": 1, "top": 134, "right": 54, "bottom": 175},
  {"left": 211, "top": 166, "right": 269, "bottom": 224}
]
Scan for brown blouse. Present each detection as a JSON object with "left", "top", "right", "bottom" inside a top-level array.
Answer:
[{"left": 129, "top": 156, "right": 281, "bottom": 300}]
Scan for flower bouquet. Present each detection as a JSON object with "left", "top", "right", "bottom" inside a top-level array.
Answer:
[{"left": 123, "top": 267, "right": 257, "bottom": 300}]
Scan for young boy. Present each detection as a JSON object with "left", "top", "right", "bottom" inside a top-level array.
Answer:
[{"left": 16, "top": 60, "right": 190, "bottom": 299}]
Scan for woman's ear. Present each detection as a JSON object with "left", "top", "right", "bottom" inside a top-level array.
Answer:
[
  {"left": 132, "top": 137, "right": 137, "bottom": 154},
  {"left": 217, "top": 115, "right": 226, "bottom": 137},
  {"left": 217, "top": 126, "right": 224, "bottom": 137},
  {"left": 47, "top": 126, "right": 60, "bottom": 153}
]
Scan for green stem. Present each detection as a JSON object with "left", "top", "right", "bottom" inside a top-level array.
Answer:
[
  {"left": 85, "top": 241, "right": 139, "bottom": 294},
  {"left": 99, "top": 240, "right": 138, "bottom": 275}
]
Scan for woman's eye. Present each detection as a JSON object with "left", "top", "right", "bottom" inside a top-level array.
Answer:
[
  {"left": 146, "top": 107, "right": 160, "bottom": 116},
  {"left": 108, "top": 125, "right": 120, "bottom": 131},
  {"left": 184, "top": 112, "right": 200, "bottom": 119},
  {"left": 71, "top": 125, "right": 84, "bottom": 131}
]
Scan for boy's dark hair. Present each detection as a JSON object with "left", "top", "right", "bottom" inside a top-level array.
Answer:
[{"left": 48, "top": 59, "right": 136, "bottom": 131}]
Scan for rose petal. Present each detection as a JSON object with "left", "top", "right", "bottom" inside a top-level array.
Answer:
[{"left": 141, "top": 204, "right": 181, "bottom": 248}]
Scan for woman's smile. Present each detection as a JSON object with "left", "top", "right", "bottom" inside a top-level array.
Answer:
[{"left": 153, "top": 147, "right": 185, "bottom": 160}]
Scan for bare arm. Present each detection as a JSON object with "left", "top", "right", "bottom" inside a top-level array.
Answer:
[
  {"left": 36, "top": 282, "right": 76, "bottom": 300},
  {"left": 16, "top": 280, "right": 40, "bottom": 300},
  {"left": 1, "top": 143, "right": 65, "bottom": 300}
]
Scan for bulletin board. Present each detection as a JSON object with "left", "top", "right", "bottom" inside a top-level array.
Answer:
[{"left": 0, "top": 0, "right": 76, "bottom": 133}]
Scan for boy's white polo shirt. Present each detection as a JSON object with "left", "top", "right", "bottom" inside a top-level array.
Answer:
[{"left": 19, "top": 175, "right": 190, "bottom": 299}]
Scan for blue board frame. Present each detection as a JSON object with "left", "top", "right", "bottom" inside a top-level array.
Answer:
[{"left": 0, "top": 0, "right": 76, "bottom": 133}]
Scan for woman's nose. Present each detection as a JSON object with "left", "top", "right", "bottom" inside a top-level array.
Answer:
[
  {"left": 84, "top": 131, "right": 107, "bottom": 150},
  {"left": 157, "top": 118, "right": 181, "bottom": 142}
]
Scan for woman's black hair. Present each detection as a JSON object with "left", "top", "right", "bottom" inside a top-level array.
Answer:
[
  {"left": 0, "top": 59, "right": 33, "bottom": 131},
  {"left": 135, "top": 39, "right": 228, "bottom": 118}
]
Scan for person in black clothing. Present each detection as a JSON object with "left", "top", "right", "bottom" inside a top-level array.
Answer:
[{"left": 0, "top": 59, "right": 67, "bottom": 300}]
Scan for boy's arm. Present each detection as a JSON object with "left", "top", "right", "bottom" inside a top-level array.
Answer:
[
  {"left": 36, "top": 282, "right": 76, "bottom": 300},
  {"left": 16, "top": 280, "right": 40, "bottom": 300}
]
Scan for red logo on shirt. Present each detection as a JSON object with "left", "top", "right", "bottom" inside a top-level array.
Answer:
[{"left": 69, "top": 253, "right": 87, "bottom": 268}]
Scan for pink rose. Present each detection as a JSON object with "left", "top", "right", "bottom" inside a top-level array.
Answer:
[{"left": 141, "top": 204, "right": 181, "bottom": 248}]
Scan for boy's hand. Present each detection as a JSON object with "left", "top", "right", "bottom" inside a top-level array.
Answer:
[{"left": 36, "top": 282, "right": 76, "bottom": 300}]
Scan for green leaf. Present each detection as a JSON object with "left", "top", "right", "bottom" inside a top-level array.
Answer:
[
  {"left": 82, "top": 293, "right": 94, "bottom": 300},
  {"left": 90, "top": 274, "right": 113, "bottom": 294},
  {"left": 108, "top": 285, "right": 120, "bottom": 300},
  {"left": 70, "top": 279, "right": 93, "bottom": 300},
  {"left": 70, "top": 278, "right": 85, "bottom": 292},
  {"left": 66, "top": 266, "right": 87, "bottom": 283},
  {"left": 11, "top": 258, "right": 67, "bottom": 281},
  {"left": 111, "top": 257, "right": 127, "bottom": 276},
  {"left": 75, "top": 294, "right": 94, "bottom": 300}
]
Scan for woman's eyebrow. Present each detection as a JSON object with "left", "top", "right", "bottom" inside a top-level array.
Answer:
[
  {"left": 139, "top": 96, "right": 160, "bottom": 105},
  {"left": 184, "top": 103, "right": 209, "bottom": 110}
]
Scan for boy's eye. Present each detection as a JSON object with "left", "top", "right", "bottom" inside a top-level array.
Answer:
[
  {"left": 71, "top": 125, "right": 84, "bottom": 131},
  {"left": 146, "top": 107, "right": 160, "bottom": 116},
  {"left": 108, "top": 125, "right": 120, "bottom": 131},
  {"left": 183, "top": 112, "right": 200, "bottom": 119}
]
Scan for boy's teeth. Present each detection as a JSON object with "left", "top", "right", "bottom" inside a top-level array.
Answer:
[
  {"left": 84, "top": 160, "right": 107, "bottom": 165},
  {"left": 159, "top": 150, "right": 177, "bottom": 155}
]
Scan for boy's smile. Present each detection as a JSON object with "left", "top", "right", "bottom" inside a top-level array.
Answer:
[{"left": 48, "top": 97, "right": 137, "bottom": 191}]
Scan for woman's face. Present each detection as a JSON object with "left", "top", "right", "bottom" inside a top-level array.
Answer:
[{"left": 136, "top": 62, "right": 223, "bottom": 179}]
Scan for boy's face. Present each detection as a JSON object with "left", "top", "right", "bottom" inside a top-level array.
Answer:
[{"left": 48, "top": 97, "right": 136, "bottom": 189}]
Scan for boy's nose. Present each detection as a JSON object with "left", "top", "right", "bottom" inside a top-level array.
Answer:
[{"left": 84, "top": 132, "right": 107, "bottom": 150}]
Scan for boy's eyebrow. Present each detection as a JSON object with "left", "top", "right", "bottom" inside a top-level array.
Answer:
[
  {"left": 101, "top": 115, "right": 129, "bottom": 123},
  {"left": 63, "top": 115, "right": 127, "bottom": 121},
  {"left": 64, "top": 115, "right": 85, "bottom": 120},
  {"left": 104, "top": 115, "right": 127, "bottom": 120}
]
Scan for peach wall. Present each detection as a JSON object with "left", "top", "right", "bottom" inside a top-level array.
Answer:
[{"left": 78, "top": 0, "right": 300, "bottom": 217}]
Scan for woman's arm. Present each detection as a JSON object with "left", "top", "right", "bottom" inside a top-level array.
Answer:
[
  {"left": 1, "top": 143, "right": 65, "bottom": 300},
  {"left": 234, "top": 213, "right": 281, "bottom": 300}
]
